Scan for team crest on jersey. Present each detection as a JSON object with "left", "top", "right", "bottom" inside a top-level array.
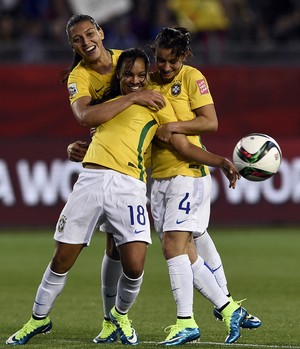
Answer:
[
  {"left": 57, "top": 215, "right": 67, "bottom": 232},
  {"left": 68, "top": 83, "right": 78, "bottom": 97},
  {"left": 196, "top": 79, "right": 209, "bottom": 95},
  {"left": 171, "top": 82, "right": 181, "bottom": 96}
]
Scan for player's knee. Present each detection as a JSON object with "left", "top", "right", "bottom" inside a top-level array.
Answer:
[
  {"left": 123, "top": 265, "right": 144, "bottom": 279},
  {"left": 51, "top": 254, "right": 75, "bottom": 274}
]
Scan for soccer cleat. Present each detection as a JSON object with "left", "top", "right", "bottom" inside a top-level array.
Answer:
[
  {"left": 214, "top": 298, "right": 262, "bottom": 330},
  {"left": 221, "top": 302, "right": 247, "bottom": 344},
  {"left": 93, "top": 318, "right": 118, "bottom": 343},
  {"left": 157, "top": 318, "right": 200, "bottom": 346},
  {"left": 240, "top": 313, "right": 261, "bottom": 329},
  {"left": 214, "top": 308, "right": 261, "bottom": 329},
  {"left": 6, "top": 316, "right": 52, "bottom": 345},
  {"left": 109, "top": 307, "right": 139, "bottom": 345}
]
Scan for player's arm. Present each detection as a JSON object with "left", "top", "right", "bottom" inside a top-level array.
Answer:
[
  {"left": 169, "top": 133, "right": 240, "bottom": 189},
  {"left": 156, "top": 104, "right": 218, "bottom": 142},
  {"left": 71, "top": 90, "right": 166, "bottom": 128}
]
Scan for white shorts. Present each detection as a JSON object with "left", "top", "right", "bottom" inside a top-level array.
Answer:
[
  {"left": 151, "top": 175, "right": 211, "bottom": 238},
  {"left": 54, "top": 169, "right": 152, "bottom": 247}
]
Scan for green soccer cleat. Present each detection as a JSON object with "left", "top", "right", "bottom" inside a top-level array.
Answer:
[
  {"left": 6, "top": 316, "right": 52, "bottom": 345},
  {"left": 221, "top": 302, "right": 247, "bottom": 344},
  {"left": 93, "top": 318, "right": 118, "bottom": 343},
  {"left": 109, "top": 307, "right": 139, "bottom": 345},
  {"left": 157, "top": 317, "right": 200, "bottom": 346}
]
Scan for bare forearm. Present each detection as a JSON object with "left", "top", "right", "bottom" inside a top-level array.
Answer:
[
  {"left": 188, "top": 147, "right": 223, "bottom": 167},
  {"left": 73, "top": 94, "right": 134, "bottom": 128},
  {"left": 170, "top": 134, "right": 240, "bottom": 188},
  {"left": 167, "top": 117, "right": 218, "bottom": 135},
  {"left": 156, "top": 104, "right": 218, "bottom": 143},
  {"left": 73, "top": 90, "right": 165, "bottom": 128},
  {"left": 178, "top": 143, "right": 223, "bottom": 167}
]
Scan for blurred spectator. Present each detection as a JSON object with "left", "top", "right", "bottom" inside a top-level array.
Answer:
[
  {"left": 103, "top": 16, "right": 138, "bottom": 49},
  {"left": 167, "top": 0, "right": 230, "bottom": 63},
  {"left": 21, "top": 0, "right": 49, "bottom": 18},
  {"left": 45, "top": 0, "right": 72, "bottom": 45},
  {"left": 167, "top": 0, "right": 229, "bottom": 32},
  {"left": 223, "top": 0, "right": 258, "bottom": 43},
  {"left": 0, "top": 13, "right": 17, "bottom": 42},
  {"left": 130, "top": 0, "right": 152, "bottom": 41},
  {"left": 148, "top": 0, "right": 177, "bottom": 40},
  {"left": 0, "top": 0, "right": 21, "bottom": 42},
  {"left": 250, "top": 0, "right": 300, "bottom": 44},
  {"left": 0, "top": 0, "right": 300, "bottom": 64},
  {"left": 18, "top": 0, "right": 48, "bottom": 62},
  {"left": 20, "top": 19, "right": 45, "bottom": 62}
]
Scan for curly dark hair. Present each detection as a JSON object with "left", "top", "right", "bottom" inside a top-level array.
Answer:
[{"left": 151, "top": 27, "right": 193, "bottom": 59}]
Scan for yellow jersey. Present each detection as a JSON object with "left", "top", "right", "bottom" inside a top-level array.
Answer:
[
  {"left": 82, "top": 97, "right": 179, "bottom": 182},
  {"left": 149, "top": 65, "right": 214, "bottom": 178},
  {"left": 67, "top": 49, "right": 123, "bottom": 104}
]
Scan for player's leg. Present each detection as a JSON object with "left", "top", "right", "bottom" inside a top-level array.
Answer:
[
  {"left": 106, "top": 173, "right": 151, "bottom": 345},
  {"left": 192, "top": 172, "right": 261, "bottom": 331},
  {"left": 151, "top": 177, "right": 199, "bottom": 345},
  {"left": 162, "top": 174, "right": 245, "bottom": 344},
  {"left": 188, "top": 240, "right": 247, "bottom": 343},
  {"left": 6, "top": 242, "right": 84, "bottom": 345},
  {"left": 194, "top": 231, "right": 261, "bottom": 329},
  {"left": 109, "top": 241, "right": 147, "bottom": 345},
  {"left": 194, "top": 231, "right": 228, "bottom": 294},
  {"left": 188, "top": 239, "right": 229, "bottom": 307},
  {"left": 157, "top": 231, "right": 200, "bottom": 346},
  {"left": 102, "top": 233, "right": 122, "bottom": 315},
  {"left": 93, "top": 233, "right": 121, "bottom": 344},
  {"left": 7, "top": 169, "right": 105, "bottom": 345}
]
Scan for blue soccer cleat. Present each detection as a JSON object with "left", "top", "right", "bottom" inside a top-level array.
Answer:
[
  {"left": 221, "top": 303, "right": 247, "bottom": 344},
  {"left": 240, "top": 313, "right": 262, "bottom": 329},
  {"left": 214, "top": 298, "right": 261, "bottom": 330}
]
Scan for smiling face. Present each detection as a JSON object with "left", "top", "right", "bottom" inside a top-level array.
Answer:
[
  {"left": 118, "top": 57, "right": 148, "bottom": 95},
  {"left": 68, "top": 20, "right": 104, "bottom": 63},
  {"left": 155, "top": 47, "right": 185, "bottom": 83}
]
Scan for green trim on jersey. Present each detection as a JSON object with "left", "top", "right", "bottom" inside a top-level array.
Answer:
[{"left": 137, "top": 119, "right": 157, "bottom": 181}]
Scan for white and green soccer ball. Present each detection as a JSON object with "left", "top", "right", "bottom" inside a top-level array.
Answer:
[{"left": 233, "top": 133, "right": 282, "bottom": 182}]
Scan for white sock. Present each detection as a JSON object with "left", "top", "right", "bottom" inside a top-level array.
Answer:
[
  {"left": 194, "top": 230, "right": 229, "bottom": 295},
  {"left": 192, "top": 256, "right": 228, "bottom": 309},
  {"left": 115, "top": 272, "right": 143, "bottom": 314},
  {"left": 33, "top": 263, "right": 68, "bottom": 318},
  {"left": 101, "top": 253, "right": 122, "bottom": 318},
  {"left": 167, "top": 254, "right": 193, "bottom": 317}
]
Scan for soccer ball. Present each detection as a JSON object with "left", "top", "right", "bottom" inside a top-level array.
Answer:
[{"left": 233, "top": 133, "right": 282, "bottom": 181}]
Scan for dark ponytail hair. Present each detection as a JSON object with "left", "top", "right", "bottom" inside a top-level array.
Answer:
[
  {"left": 60, "top": 14, "right": 101, "bottom": 84},
  {"left": 152, "top": 27, "right": 193, "bottom": 59}
]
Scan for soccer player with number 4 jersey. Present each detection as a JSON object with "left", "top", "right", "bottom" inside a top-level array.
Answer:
[{"left": 149, "top": 27, "right": 261, "bottom": 345}]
